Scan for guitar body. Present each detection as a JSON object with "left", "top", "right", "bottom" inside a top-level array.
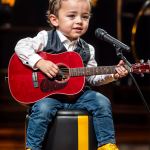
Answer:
[
  {"left": 9, "top": 50, "right": 149, "bottom": 105},
  {"left": 8, "top": 52, "right": 85, "bottom": 104}
]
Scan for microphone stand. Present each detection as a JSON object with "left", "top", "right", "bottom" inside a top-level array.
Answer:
[{"left": 115, "top": 46, "right": 150, "bottom": 117}]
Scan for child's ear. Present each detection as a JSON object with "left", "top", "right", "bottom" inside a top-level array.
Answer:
[{"left": 50, "top": 14, "right": 59, "bottom": 27}]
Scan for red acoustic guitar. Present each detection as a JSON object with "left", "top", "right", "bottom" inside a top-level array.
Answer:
[{"left": 8, "top": 51, "right": 150, "bottom": 104}]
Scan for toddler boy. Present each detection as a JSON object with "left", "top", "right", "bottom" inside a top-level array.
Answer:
[{"left": 15, "top": 0, "right": 128, "bottom": 149}]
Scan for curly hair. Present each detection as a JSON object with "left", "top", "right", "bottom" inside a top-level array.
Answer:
[{"left": 46, "top": 0, "right": 92, "bottom": 28}]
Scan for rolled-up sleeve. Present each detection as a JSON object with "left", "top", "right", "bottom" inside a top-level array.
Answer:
[
  {"left": 86, "top": 44, "right": 116, "bottom": 86},
  {"left": 15, "top": 30, "right": 48, "bottom": 69}
]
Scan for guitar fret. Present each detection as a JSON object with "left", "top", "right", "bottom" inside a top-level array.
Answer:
[
  {"left": 110, "top": 66, "right": 112, "bottom": 74},
  {"left": 93, "top": 67, "right": 94, "bottom": 75},
  {"left": 71, "top": 68, "right": 73, "bottom": 77},
  {"left": 89, "top": 67, "right": 91, "bottom": 75},
  {"left": 113, "top": 66, "right": 116, "bottom": 74},
  {"left": 107, "top": 67, "right": 109, "bottom": 73},
  {"left": 96, "top": 68, "right": 98, "bottom": 74},
  {"left": 101, "top": 67, "right": 103, "bottom": 74},
  {"left": 73, "top": 68, "right": 75, "bottom": 76},
  {"left": 97, "top": 67, "right": 99, "bottom": 75},
  {"left": 78, "top": 68, "right": 80, "bottom": 76},
  {"left": 72, "top": 68, "right": 74, "bottom": 76},
  {"left": 82, "top": 68, "right": 84, "bottom": 75},
  {"left": 83, "top": 68, "right": 85, "bottom": 75},
  {"left": 107, "top": 67, "right": 109, "bottom": 74},
  {"left": 86, "top": 67, "right": 88, "bottom": 76},
  {"left": 75, "top": 68, "right": 77, "bottom": 76},
  {"left": 76, "top": 68, "right": 77, "bottom": 76},
  {"left": 80, "top": 68, "right": 82, "bottom": 76},
  {"left": 71, "top": 69, "right": 73, "bottom": 76},
  {"left": 104, "top": 67, "right": 107, "bottom": 74},
  {"left": 69, "top": 69, "right": 71, "bottom": 76},
  {"left": 82, "top": 68, "right": 84, "bottom": 76},
  {"left": 79, "top": 68, "right": 81, "bottom": 76},
  {"left": 94, "top": 67, "right": 95, "bottom": 75},
  {"left": 104, "top": 67, "right": 106, "bottom": 74},
  {"left": 102, "top": 67, "right": 104, "bottom": 74},
  {"left": 72, "top": 69, "right": 73, "bottom": 76},
  {"left": 106, "top": 67, "right": 108, "bottom": 74},
  {"left": 86, "top": 68, "right": 88, "bottom": 75}
]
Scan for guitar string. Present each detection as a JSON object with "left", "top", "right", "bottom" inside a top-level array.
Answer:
[
  {"left": 34, "top": 64, "right": 143, "bottom": 79},
  {"left": 32, "top": 67, "right": 145, "bottom": 80},
  {"left": 34, "top": 65, "right": 131, "bottom": 74},
  {"left": 36, "top": 69, "right": 146, "bottom": 75}
]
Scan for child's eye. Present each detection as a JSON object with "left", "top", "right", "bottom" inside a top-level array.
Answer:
[
  {"left": 82, "top": 16, "right": 89, "bottom": 19},
  {"left": 68, "top": 15, "right": 75, "bottom": 18}
]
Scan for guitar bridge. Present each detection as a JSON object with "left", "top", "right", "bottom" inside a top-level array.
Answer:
[{"left": 32, "top": 71, "right": 39, "bottom": 88}]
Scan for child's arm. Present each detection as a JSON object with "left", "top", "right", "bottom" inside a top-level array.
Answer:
[
  {"left": 15, "top": 30, "right": 59, "bottom": 79},
  {"left": 86, "top": 44, "right": 128, "bottom": 86}
]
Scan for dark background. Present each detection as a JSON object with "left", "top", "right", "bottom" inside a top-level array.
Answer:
[{"left": 0, "top": 0, "right": 150, "bottom": 150}]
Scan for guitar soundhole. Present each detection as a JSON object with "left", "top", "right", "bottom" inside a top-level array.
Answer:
[{"left": 55, "top": 65, "right": 69, "bottom": 81}]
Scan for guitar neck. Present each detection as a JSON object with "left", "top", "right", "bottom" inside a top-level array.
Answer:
[{"left": 69, "top": 65, "right": 131, "bottom": 77}]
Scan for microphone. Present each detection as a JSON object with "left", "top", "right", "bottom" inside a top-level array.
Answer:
[{"left": 95, "top": 28, "right": 131, "bottom": 52}]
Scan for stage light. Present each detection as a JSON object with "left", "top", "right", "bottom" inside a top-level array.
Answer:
[{"left": 1, "top": 0, "right": 15, "bottom": 7}]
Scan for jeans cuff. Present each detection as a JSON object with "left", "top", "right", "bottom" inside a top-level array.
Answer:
[
  {"left": 97, "top": 139, "right": 116, "bottom": 147},
  {"left": 26, "top": 144, "right": 41, "bottom": 150}
]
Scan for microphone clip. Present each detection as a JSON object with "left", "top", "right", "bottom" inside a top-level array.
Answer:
[{"left": 114, "top": 45, "right": 132, "bottom": 68}]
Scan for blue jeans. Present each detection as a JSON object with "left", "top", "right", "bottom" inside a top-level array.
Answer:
[{"left": 26, "top": 87, "right": 115, "bottom": 150}]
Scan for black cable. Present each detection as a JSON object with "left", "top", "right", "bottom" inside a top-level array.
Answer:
[{"left": 129, "top": 72, "right": 150, "bottom": 117}]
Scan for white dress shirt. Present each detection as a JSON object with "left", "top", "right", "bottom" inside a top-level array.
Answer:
[{"left": 15, "top": 29, "right": 116, "bottom": 86}]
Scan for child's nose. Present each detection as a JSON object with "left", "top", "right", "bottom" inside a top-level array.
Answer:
[{"left": 76, "top": 16, "right": 82, "bottom": 24}]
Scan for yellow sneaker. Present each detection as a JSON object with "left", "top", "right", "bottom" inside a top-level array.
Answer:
[{"left": 98, "top": 143, "right": 119, "bottom": 150}]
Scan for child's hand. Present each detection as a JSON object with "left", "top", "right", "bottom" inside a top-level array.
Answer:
[
  {"left": 113, "top": 60, "right": 128, "bottom": 79},
  {"left": 35, "top": 59, "right": 59, "bottom": 79}
]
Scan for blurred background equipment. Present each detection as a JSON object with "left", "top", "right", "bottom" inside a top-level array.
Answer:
[
  {"left": 131, "top": 0, "right": 150, "bottom": 63},
  {"left": 0, "top": 0, "right": 14, "bottom": 26},
  {"left": 1, "top": 0, "right": 16, "bottom": 7}
]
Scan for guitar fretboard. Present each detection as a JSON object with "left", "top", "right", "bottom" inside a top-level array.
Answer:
[{"left": 69, "top": 65, "right": 131, "bottom": 77}]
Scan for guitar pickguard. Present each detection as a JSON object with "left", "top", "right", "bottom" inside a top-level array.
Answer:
[{"left": 40, "top": 78, "right": 69, "bottom": 93}]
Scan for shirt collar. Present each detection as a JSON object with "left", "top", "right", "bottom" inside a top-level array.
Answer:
[{"left": 56, "top": 29, "right": 79, "bottom": 45}]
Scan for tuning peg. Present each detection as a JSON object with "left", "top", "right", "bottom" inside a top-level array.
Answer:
[
  {"left": 141, "top": 73, "right": 144, "bottom": 77},
  {"left": 140, "top": 59, "right": 144, "bottom": 63},
  {"left": 147, "top": 59, "right": 150, "bottom": 62}
]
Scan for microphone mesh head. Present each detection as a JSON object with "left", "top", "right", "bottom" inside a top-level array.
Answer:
[{"left": 95, "top": 28, "right": 107, "bottom": 40}]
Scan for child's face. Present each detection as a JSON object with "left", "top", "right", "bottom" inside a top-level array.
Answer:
[{"left": 54, "top": 0, "right": 90, "bottom": 41}]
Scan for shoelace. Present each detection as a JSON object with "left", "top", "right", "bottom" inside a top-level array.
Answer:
[{"left": 109, "top": 143, "right": 119, "bottom": 150}]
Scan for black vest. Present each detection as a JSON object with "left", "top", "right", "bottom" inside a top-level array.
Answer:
[{"left": 43, "top": 29, "right": 90, "bottom": 67}]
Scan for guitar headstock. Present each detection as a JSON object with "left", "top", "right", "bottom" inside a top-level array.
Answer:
[{"left": 132, "top": 60, "right": 150, "bottom": 75}]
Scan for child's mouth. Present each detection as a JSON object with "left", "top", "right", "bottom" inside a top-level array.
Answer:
[{"left": 73, "top": 27, "right": 82, "bottom": 32}]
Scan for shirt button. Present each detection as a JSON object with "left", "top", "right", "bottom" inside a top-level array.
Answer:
[{"left": 26, "top": 62, "right": 29, "bottom": 64}]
